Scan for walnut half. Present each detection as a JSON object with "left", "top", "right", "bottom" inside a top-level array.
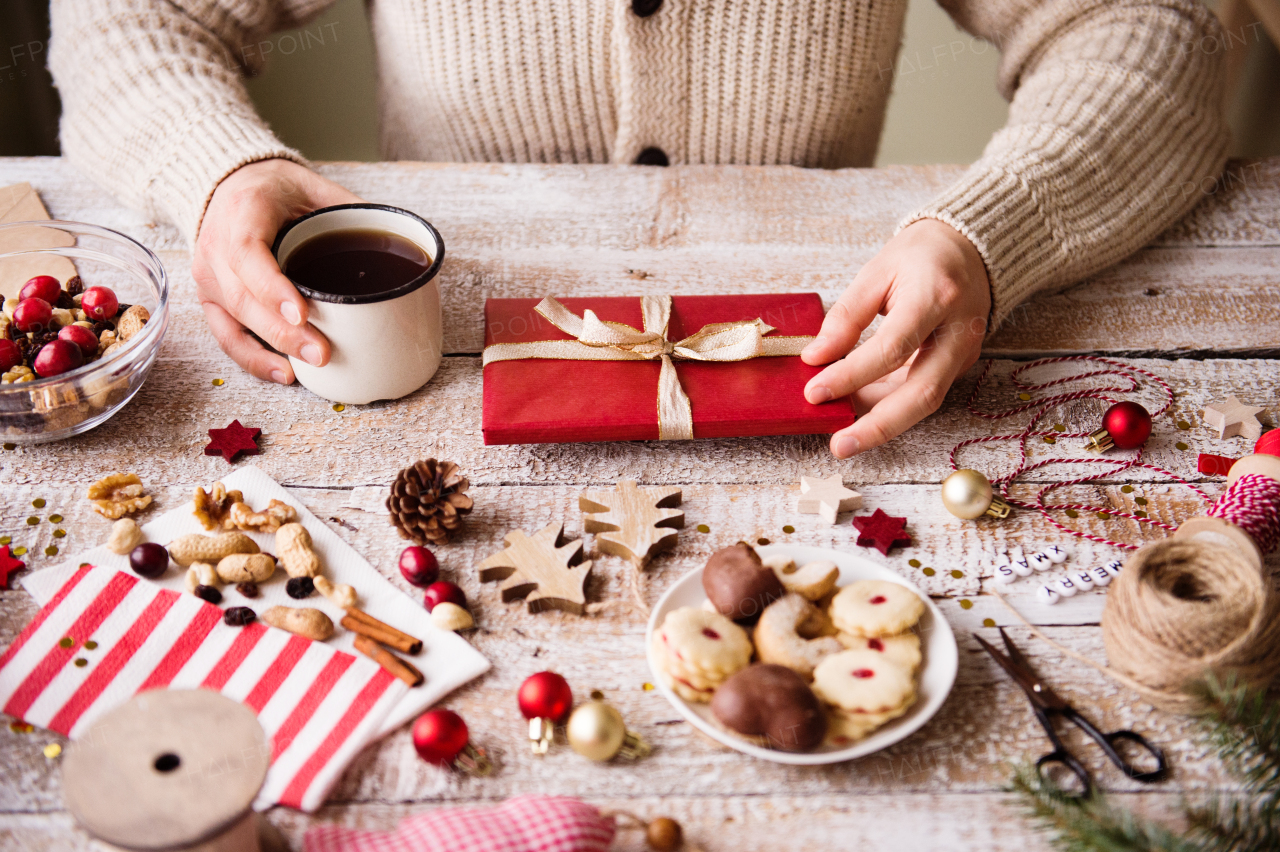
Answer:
[
  {"left": 193, "top": 481, "right": 243, "bottom": 531},
  {"left": 88, "top": 473, "right": 152, "bottom": 519},
  {"left": 227, "top": 499, "right": 297, "bottom": 533}
]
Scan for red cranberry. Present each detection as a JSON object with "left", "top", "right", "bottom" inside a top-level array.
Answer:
[
  {"left": 19, "top": 275, "right": 61, "bottom": 304},
  {"left": 58, "top": 324, "right": 99, "bottom": 357},
  {"left": 399, "top": 545, "right": 440, "bottom": 587},
  {"left": 33, "top": 339, "right": 84, "bottom": 377},
  {"left": 0, "top": 339, "right": 20, "bottom": 372},
  {"left": 129, "top": 543, "right": 170, "bottom": 579},
  {"left": 12, "top": 298, "right": 52, "bottom": 333},
  {"left": 423, "top": 581, "right": 466, "bottom": 612},
  {"left": 81, "top": 286, "right": 119, "bottom": 321}
]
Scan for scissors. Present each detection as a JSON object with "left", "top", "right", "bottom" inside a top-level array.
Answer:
[{"left": 975, "top": 627, "right": 1168, "bottom": 796}]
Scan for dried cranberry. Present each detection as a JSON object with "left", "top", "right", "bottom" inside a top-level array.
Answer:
[
  {"left": 224, "top": 606, "right": 256, "bottom": 627},
  {"left": 64, "top": 275, "right": 84, "bottom": 297},
  {"left": 286, "top": 576, "right": 315, "bottom": 599},
  {"left": 235, "top": 581, "right": 260, "bottom": 598},
  {"left": 55, "top": 291, "right": 76, "bottom": 310},
  {"left": 194, "top": 585, "right": 223, "bottom": 604}
]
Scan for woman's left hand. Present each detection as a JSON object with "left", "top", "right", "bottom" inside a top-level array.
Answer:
[{"left": 801, "top": 218, "right": 991, "bottom": 459}]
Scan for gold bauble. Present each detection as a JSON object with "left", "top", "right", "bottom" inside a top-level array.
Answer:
[
  {"left": 566, "top": 699, "right": 626, "bottom": 761},
  {"left": 941, "top": 469, "right": 994, "bottom": 519}
]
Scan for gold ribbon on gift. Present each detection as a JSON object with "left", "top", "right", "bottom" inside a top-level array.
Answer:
[{"left": 481, "top": 296, "right": 813, "bottom": 440}]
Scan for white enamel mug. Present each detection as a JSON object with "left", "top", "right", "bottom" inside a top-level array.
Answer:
[{"left": 272, "top": 204, "right": 445, "bottom": 404}]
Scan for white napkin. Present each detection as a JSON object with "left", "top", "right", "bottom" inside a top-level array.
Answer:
[{"left": 22, "top": 466, "right": 489, "bottom": 736}]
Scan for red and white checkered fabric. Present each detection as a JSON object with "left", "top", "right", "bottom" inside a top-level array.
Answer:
[
  {"left": 0, "top": 564, "right": 407, "bottom": 811},
  {"left": 304, "top": 796, "right": 616, "bottom": 852}
]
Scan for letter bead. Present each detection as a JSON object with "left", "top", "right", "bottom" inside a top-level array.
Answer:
[
  {"left": 1072, "top": 570, "right": 1095, "bottom": 592},
  {"left": 1037, "top": 585, "right": 1061, "bottom": 605},
  {"left": 1090, "top": 565, "right": 1113, "bottom": 587},
  {"left": 1054, "top": 576, "right": 1078, "bottom": 597},
  {"left": 1103, "top": 559, "right": 1123, "bottom": 578},
  {"left": 1010, "top": 549, "right": 1033, "bottom": 577},
  {"left": 994, "top": 563, "right": 1018, "bottom": 585},
  {"left": 1029, "top": 551, "right": 1054, "bottom": 572},
  {"left": 1044, "top": 545, "right": 1068, "bottom": 563}
]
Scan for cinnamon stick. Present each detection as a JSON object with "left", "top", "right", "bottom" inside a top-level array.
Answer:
[
  {"left": 353, "top": 635, "right": 424, "bottom": 687},
  {"left": 342, "top": 607, "right": 422, "bottom": 654}
]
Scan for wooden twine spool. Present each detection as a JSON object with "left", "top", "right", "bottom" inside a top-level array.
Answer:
[
  {"left": 62, "top": 690, "right": 286, "bottom": 852},
  {"left": 1099, "top": 450, "right": 1280, "bottom": 712}
]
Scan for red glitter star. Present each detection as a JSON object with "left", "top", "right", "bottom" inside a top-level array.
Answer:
[
  {"left": 0, "top": 545, "right": 26, "bottom": 590},
  {"left": 851, "top": 509, "right": 911, "bottom": 555},
  {"left": 204, "top": 420, "right": 262, "bottom": 463}
]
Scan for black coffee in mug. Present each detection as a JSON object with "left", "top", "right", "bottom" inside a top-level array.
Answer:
[{"left": 282, "top": 228, "right": 432, "bottom": 297}]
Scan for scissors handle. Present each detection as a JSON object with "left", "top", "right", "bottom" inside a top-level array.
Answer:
[
  {"left": 1036, "top": 748, "right": 1094, "bottom": 798},
  {"left": 1066, "top": 709, "right": 1169, "bottom": 784}
]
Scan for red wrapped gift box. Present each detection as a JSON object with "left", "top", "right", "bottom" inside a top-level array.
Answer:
[{"left": 481, "top": 294, "right": 854, "bottom": 445}]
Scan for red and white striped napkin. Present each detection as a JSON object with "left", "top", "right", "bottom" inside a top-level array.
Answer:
[{"left": 0, "top": 563, "right": 407, "bottom": 811}]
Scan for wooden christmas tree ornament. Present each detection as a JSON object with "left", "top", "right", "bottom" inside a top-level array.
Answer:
[
  {"left": 579, "top": 480, "right": 684, "bottom": 567},
  {"left": 478, "top": 523, "right": 594, "bottom": 614},
  {"left": 1202, "top": 396, "right": 1265, "bottom": 441},
  {"left": 796, "top": 473, "right": 863, "bottom": 524}
]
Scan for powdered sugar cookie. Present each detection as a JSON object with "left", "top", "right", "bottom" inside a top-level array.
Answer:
[
  {"left": 837, "top": 631, "right": 922, "bottom": 673},
  {"left": 755, "top": 594, "right": 845, "bottom": 680},
  {"left": 762, "top": 556, "right": 840, "bottom": 601},
  {"left": 829, "top": 580, "right": 925, "bottom": 638},
  {"left": 655, "top": 606, "right": 753, "bottom": 679},
  {"left": 812, "top": 649, "right": 915, "bottom": 715}
]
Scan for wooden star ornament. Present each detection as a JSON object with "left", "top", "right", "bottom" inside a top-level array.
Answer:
[
  {"left": 204, "top": 420, "right": 262, "bottom": 463},
  {"left": 851, "top": 509, "right": 911, "bottom": 555},
  {"left": 478, "top": 523, "right": 593, "bottom": 615},
  {"left": 1202, "top": 396, "right": 1264, "bottom": 441},
  {"left": 0, "top": 546, "right": 25, "bottom": 590},
  {"left": 580, "top": 480, "right": 684, "bottom": 568},
  {"left": 797, "top": 473, "right": 863, "bottom": 524}
]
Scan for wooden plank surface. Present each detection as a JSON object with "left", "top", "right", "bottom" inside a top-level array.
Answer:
[{"left": 0, "top": 156, "right": 1276, "bottom": 851}]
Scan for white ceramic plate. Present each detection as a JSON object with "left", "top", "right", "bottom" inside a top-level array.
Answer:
[{"left": 646, "top": 544, "right": 958, "bottom": 765}]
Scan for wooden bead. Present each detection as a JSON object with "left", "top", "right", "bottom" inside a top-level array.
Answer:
[
  {"left": 1029, "top": 552, "right": 1053, "bottom": 572},
  {"left": 1045, "top": 545, "right": 1068, "bottom": 564},
  {"left": 1054, "top": 576, "right": 1078, "bottom": 597},
  {"left": 1090, "top": 565, "right": 1113, "bottom": 587},
  {"left": 647, "top": 817, "right": 683, "bottom": 851},
  {"left": 1037, "top": 585, "right": 1061, "bottom": 605},
  {"left": 1072, "top": 570, "right": 1095, "bottom": 592},
  {"left": 1010, "top": 549, "right": 1033, "bottom": 577}
]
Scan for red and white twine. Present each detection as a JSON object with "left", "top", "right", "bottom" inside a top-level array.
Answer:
[{"left": 1207, "top": 473, "right": 1280, "bottom": 556}]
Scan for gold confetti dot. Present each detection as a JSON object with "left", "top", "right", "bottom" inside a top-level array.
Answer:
[
  {"left": 922, "top": 567, "right": 936, "bottom": 577},
  {"left": 1176, "top": 441, "right": 1189, "bottom": 451},
  {"left": 1177, "top": 420, "right": 1191, "bottom": 430},
  {"left": 1043, "top": 436, "right": 1056, "bottom": 444},
  {"left": 43, "top": 743, "right": 61, "bottom": 759},
  {"left": 52, "top": 530, "right": 65, "bottom": 539},
  {"left": 332, "top": 403, "right": 346, "bottom": 412},
  {"left": 982, "top": 618, "right": 997, "bottom": 628},
  {"left": 84, "top": 640, "right": 97, "bottom": 650},
  {"left": 44, "top": 546, "right": 58, "bottom": 557},
  {"left": 696, "top": 524, "right": 710, "bottom": 534},
  {"left": 13, "top": 546, "right": 27, "bottom": 557},
  {"left": 8, "top": 721, "right": 32, "bottom": 734},
  {"left": 1097, "top": 512, "right": 1110, "bottom": 520},
  {"left": 782, "top": 525, "right": 795, "bottom": 534},
  {"left": 2, "top": 443, "right": 15, "bottom": 451},
  {"left": 1134, "top": 511, "right": 1148, "bottom": 519},
  {"left": 908, "top": 559, "right": 921, "bottom": 568},
  {"left": 58, "top": 637, "right": 73, "bottom": 649},
  {"left": 1121, "top": 485, "right": 1133, "bottom": 493},
  {"left": 1134, "top": 496, "right": 1147, "bottom": 506},
  {"left": 31, "top": 499, "right": 45, "bottom": 509},
  {"left": 211, "top": 378, "right": 225, "bottom": 387},
  {"left": 73, "top": 658, "right": 87, "bottom": 668},
  {"left": 0, "top": 536, "right": 9, "bottom": 545},
  {"left": 1065, "top": 509, "right": 1079, "bottom": 519},
  {"left": 1053, "top": 424, "right": 1066, "bottom": 432},
  {"left": 49, "top": 514, "right": 62, "bottom": 523},
  {"left": 950, "top": 569, "right": 964, "bottom": 579},
  {"left": 642, "top": 682, "right": 655, "bottom": 691},
  {"left": 1018, "top": 393, "right": 1031, "bottom": 401},
  {"left": 959, "top": 599, "right": 974, "bottom": 610},
  {"left": 757, "top": 538, "right": 770, "bottom": 546},
  {"left": 26, "top": 517, "right": 38, "bottom": 526}
]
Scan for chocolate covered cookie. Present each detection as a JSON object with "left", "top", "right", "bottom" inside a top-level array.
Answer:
[
  {"left": 703, "top": 542, "right": 785, "bottom": 623},
  {"left": 711, "top": 664, "right": 827, "bottom": 752}
]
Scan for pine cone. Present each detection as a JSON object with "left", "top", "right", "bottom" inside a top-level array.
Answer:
[{"left": 387, "top": 459, "right": 474, "bottom": 545}]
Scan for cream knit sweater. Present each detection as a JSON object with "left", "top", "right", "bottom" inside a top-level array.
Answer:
[{"left": 49, "top": 0, "right": 1229, "bottom": 324}]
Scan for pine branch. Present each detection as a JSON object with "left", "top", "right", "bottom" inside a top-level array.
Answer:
[{"left": 1010, "top": 764, "right": 1201, "bottom": 852}]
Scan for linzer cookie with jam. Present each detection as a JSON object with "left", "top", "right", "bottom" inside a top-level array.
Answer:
[{"left": 650, "top": 606, "right": 752, "bottom": 703}]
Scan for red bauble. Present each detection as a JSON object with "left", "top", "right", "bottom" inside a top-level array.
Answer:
[
  {"left": 422, "top": 580, "right": 466, "bottom": 612},
  {"left": 413, "top": 708, "right": 470, "bottom": 766},
  {"left": 1102, "top": 401, "right": 1151, "bottom": 450},
  {"left": 399, "top": 545, "right": 440, "bottom": 587},
  {"left": 518, "top": 671, "right": 574, "bottom": 724},
  {"left": 19, "top": 275, "right": 61, "bottom": 304}
]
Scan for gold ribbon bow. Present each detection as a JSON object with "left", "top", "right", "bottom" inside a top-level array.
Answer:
[{"left": 482, "top": 296, "right": 813, "bottom": 440}]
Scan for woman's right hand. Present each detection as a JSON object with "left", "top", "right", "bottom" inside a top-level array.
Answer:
[{"left": 192, "top": 158, "right": 363, "bottom": 383}]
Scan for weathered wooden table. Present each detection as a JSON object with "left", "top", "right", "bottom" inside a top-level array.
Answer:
[{"left": 1, "top": 156, "right": 1277, "bottom": 850}]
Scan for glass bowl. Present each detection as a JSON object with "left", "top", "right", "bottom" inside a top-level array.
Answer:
[{"left": 0, "top": 221, "right": 169, "bottom": 443}]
